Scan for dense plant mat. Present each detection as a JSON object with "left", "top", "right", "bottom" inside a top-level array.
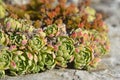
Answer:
[{"left": 0, "top": 0, "right": 110, "bottom": 78}]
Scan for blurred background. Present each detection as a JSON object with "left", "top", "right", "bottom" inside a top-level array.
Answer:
[{"left": 1, "top": 0, "right": 120, "bottom": 80}]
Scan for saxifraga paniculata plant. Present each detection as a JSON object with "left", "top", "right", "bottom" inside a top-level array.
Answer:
[{"left": 0, "top": 0, "right": 110, "bottom": 78}]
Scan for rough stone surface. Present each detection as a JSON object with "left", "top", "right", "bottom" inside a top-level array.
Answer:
[{"left": 1, "top": 0, "right": 120, "bottom": 80}]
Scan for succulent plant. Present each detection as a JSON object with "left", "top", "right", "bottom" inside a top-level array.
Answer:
[
  {"left": 0, "top": 1, "right": 6, "bottom": 19},
  {"left": 44, "top": 24, "right": 58, "bottom": 37},
  {"left": 0, "top": 0, "right": 110, "bottom": 78},
  {"left": 0, "top": 48, "right": 12, "bottom": 77},
  {"left": 8, "top": 33, "right": 27, "bottom": 47},
  {"left": 28, "top": 34, "right": 46, "bottom": 53},
  {"left": 9, "top": 50, "right": 28, "bottom": 75},
  {"left": 70, "top": 27, "right": 110, "bottom": 69},
  {"left": 4, "top": 18, "right": 34, "bottom": 32},
  {"left": 74, "top": 46, "right": 93, "bottom": 69},
  {"left": 55, "top": 36, "right": 75, "bottom": 67},
  {"left": 40, "top": 45, "right": 56, "bottom": 69},
  {"left": 0, "top": 30, "right": 7, "bottom": 45}
]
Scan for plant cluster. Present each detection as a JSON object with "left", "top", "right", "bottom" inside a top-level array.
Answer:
[{"left": 0, "top": 0, "right": 110, "bottom": 78}]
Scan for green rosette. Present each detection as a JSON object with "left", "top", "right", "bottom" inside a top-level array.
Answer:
[
  {"left": 0, "top": 48, "right": 12, "bottom": 71},
  {"left": 18, "top": 19, "right": 34, "bottom": 32},
  {"left": 4, "top": 18, "right": 34, "bottom": 32},
  {"left": 89, "top": 29, "right": 110, "bottom": 56},
  {"left": 73, "top": 46, "right": 93, "bottom": 69},
  {"left": 24, "top": 51, "right": 40, "bottom": 74},
  {"left": 55, "top": 36, "right": 75, "bottom": 67},
  {"left": 9, "top": 33, "right": 27, "bottom": 47},
  {"left": 71, "top": 28, "right": 110, "bottom": 69},
  {"left": 40, "top": 46, "right": 56, "bottom": 69},
  {"left": 4, "top": 18, "right": 22, "bottom": 31},
  {"left": 71, "top": 28, "right": 109, "bottom": 56},
  {"left": 45, "top": 24, "right": 58, "bottom": 37},
  {"left": 70, "top": 28, "right": 90, "bottom": 43},
  {"left": 0, "top": 48, "right": 12, "bottom": 78},
  {"left": 28, "top": 35, "right": 46, "bottom": 53},
  {"left": 26, "top": 46, "right": 56, "bottom": 73},
  {"left": 9, "top": 50, "right": 29, "bottom": 75}
]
